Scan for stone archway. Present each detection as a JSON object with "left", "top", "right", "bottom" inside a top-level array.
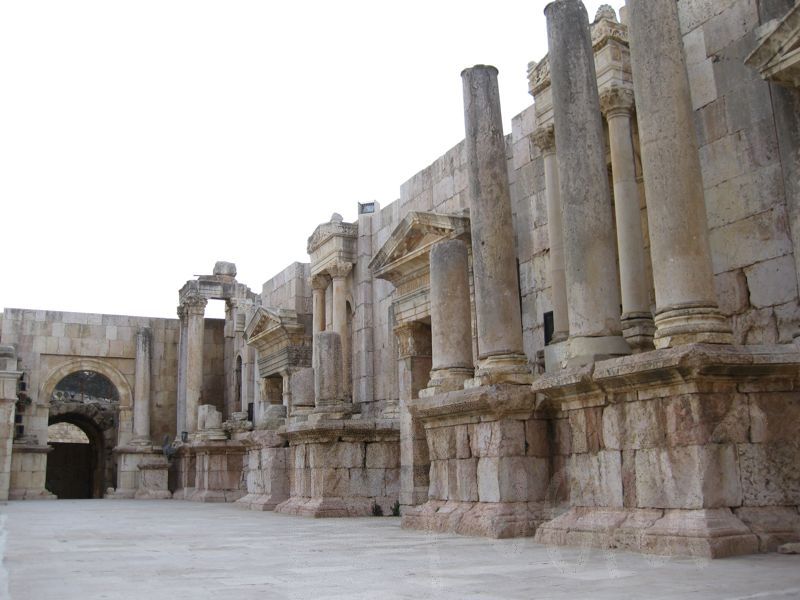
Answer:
[
  {"left": 46, "top": 411, "right": 109, "bottom": 499},
  {"left": 40, "top": 361, "right": 129, "bottom": 499}
]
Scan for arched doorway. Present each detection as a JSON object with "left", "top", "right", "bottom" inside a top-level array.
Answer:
[{"left": 45, "top": 370, "right": 120, "bottom": 499}]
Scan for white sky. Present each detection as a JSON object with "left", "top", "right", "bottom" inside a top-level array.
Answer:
[{"left": 1, "top": 0, "right": 624, "bottom": 320}]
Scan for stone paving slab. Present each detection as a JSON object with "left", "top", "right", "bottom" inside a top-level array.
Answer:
[{"left": 1, "top": 500, "right": 799, "bottom": 600}]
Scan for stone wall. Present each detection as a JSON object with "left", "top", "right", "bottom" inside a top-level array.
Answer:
[{"left": 678, "top": 0, "right": 800, "bottom": 345}]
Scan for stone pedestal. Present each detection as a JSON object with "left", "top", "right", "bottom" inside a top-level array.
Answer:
[
  {"left": 274, "top": 419, "right": 400, "bottom": 518},
  {"left": 110, "top": 444, "right": 171, "bottom": 499},
  {"left": 9, "top": 441, "right": 55, "bottom": 500},
  {"left": 461, "top": 65, "right": 531, "bottom": 385},
  {"left": 172, "top": 444, "right": 197, "bottom": 500},
  {"left": 531, "top": 344, "right": 800, "bottom": 558},
  {"left": 627, "top": 0, "right": 732, "bottom": 348},
  {"left": 190, "top": 439, "right": 246, "bottom": 503},
  {"left": 235, "top": 429, "right": 289, "bottom": 511},
  {"left": 545, "top": 0, "right": 629, "bottom": 366},
  {"left": 402, "top": 385, "right": 551, "bottom": 538},
  {"left": 195, "top": 404, "right": 227, "bottom": 442}
]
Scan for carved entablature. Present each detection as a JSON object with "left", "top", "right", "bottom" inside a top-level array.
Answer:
[
  {"left": 245, "top": 307, "right": 311, "bottom": 378},
  {"left": 746, "top": 4, "right": 800, "bottom": 89},
  {"left": 369, "top": 211, "right": 471, "bottom": 326},
  {"left": 307, "top": 214, "right": 359, "bottom": 278},
  {"left": 529, "top": 10, "right": 632, "bottom": 124},
  {"left": 178, "top": 262, "right": 257, "bottom": 309}
]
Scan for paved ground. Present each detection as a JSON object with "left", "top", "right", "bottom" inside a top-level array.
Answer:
[{"left": 1, "top": 500, "right": 799, "bottom": 600}]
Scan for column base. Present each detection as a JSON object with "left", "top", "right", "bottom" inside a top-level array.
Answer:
[
  {"left": 466, "top": 354, "right": 533, "bottom": 387},
  {"left": 420, "top": 367, "right": 475, "bottom": 396},
  {"left": 534, "top": 507, "right": 759, "bottom": 558},
  {"left": 621, "top": 312, "right": 655, "bottom": 352},
  {"left": 654, "top": 305, "right": 733, "bottom": 348},
  {"left": 402, "top": 500, "right": 549, "bottom": 538},
  {"left": 566, "top": 335, "right": 631, "bottom": 367}
]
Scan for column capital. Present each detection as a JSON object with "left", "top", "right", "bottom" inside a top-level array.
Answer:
[
  {"left": 394, "top": 322, "right": 432, "bottom": 359},
  {"left": 176, "top": 304, "right": 186, "bottom": 320},
  {"left": 327, "top": 260, "right": 353, "bottom": 280},
  {"left": 532, "top": 124, "right": 557, "bottom": 155},
  {"left": 183, "top": 293, "right": 208, "bottom": 316},
  {"left": 599, "top": 85, "right": 635, "bottom": 119},
  {"left": 311, "top": 273, "right": 331, "bottom": 290}
]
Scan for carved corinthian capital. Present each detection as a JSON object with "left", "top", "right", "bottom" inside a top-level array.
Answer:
[
  {"left": 183, "top": 293, "right": 208, "bottom": 316},
  {"left": 532, "top": 124, "right": 557, "bottom": 155},
  {"left": 599, "top": 86, "right": 635, "bottom": 118},
  {"left": 327, "top": 260, "right": 353, "bottom": 280},
  {"left": 311, "top": 274, "right": 330, "bottom": 291}
]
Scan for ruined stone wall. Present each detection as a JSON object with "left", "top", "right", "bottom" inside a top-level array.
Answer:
[
  {"left": 0, "top": 309, "right": 227, "bottom": 446},
  {"left": 678, "top": 0, "right": 800, "bottom": 344},
  {"left": 260, "top": 262, "right": 312, "bottom": 315},
  {"left": 201, "top": 319, "right": 225, "bottom": 417}
]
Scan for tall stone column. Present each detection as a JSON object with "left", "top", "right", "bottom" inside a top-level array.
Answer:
[
  {"left": 545, "top": 0, "right": 630, "bottom": 365},
  {"left": 461, "top": 65, "right": 531, "bottom": 384},
  {"left": 310, "top": 331, "right": 351, "bottom": 422},
  {"left": 395, "top": 322, "right": 432, "bottom": 508},
  {"left": 328, "top": 261, "right": 352, "bottom": 394},
  {"left": 424, "top": 240, "right": 473, "bottom": 392},
  {"left": 311, "top": 274, "right": 328, "bottom": 367},
  {"left": 627, "top": 0, "right": 732, "bottom": 347},
  {"left": 599, "top": 86, "right": 655, "bottom": 352},
  {"left": 532, "top": 125, "right": 569, "bottom": 343},
  {"left": 132, "top": 327, "right": 152, "bottom": 444},
  {"left": 184, "top": 293, "right": 208, "bottom": 435},
  {"left": 176, "top": 305, "right": 188, "bottom": 437}
]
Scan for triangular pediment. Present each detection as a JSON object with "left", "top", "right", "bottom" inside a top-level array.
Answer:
[
  {"left": 369, "top": 211, "right": 470, "bottom": 286},
  {"left": 746, "top": 4, "right": 800, "bottom": 88},
  {"left": 245, "top": 307, "right": 303, "bottom": 344}
]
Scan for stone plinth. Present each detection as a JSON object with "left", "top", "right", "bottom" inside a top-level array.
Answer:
[
  {"left": 172, "top": 444, "right": 197, "bottom": 500},
  {"left": 402, "top": 385, "right": 551, "bottom": 538},
  {"left": 8, "top": 441, "right": 55, "bottom": 500},
  {"left": 235, "top": 430, "right": 290, "bottom": 511},
  {"left": 274, "top": 419, "right": 400, "bottom": 517},
  {"left": 531, "top": 344, "right": 800, "bottom": 558},
  {"left": 189, "top": 439, "right": 246, "bottom": 503},
  {"left": 111, "top": 444, "right": 170, "bottom": 499}
]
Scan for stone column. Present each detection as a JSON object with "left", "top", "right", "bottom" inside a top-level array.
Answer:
[
  {"left": 599, "top": 86, "right": 655, "bottom": 352},
  {"left": 461, "top": 65, "right": 531, "bottom": 384},
  {"left": 424, "top": 240, "right": 473, "bottom": 393},
  {"left": 627, "top": 0, "right": 732, "bottom": 347},
  {"left": 184, "top": 293, "right": 208, "bottom": 435},
  {"left": 545, "top": 0, "right": 630, "bottom": 365},
  {"left": 176, "top": 305, "right": 188, "bottom": 437},
  {"left": 0, "top": 346, "right": 20, "bottom": 502},
  {"left": 328, "top": 261, "right": 352, "bottom": 394},
  {"left": 395, "top": 322, "right": 432, "bottom": 508},
  {"left": 310, "top": 331, "right": 351, "bottom": 422},
  {"left": 532, "top": 125, "right": 569, "bottom": 343},
  {"left": 132, "top": 327, "right": 152, "bottom": 444},
  {"left": 311, "top": 274, "right": 329, "bottom": 367}
]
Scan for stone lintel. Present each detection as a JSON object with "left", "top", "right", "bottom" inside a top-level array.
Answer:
[
  {"left": 409, "top": 384, "right": 541, "bottom": 423},
  {"left": 283, "top": 420, "right": 400, "bottom": 445},
  {"left": 533, "top": 344, "right": 800, "bottom": 406}
]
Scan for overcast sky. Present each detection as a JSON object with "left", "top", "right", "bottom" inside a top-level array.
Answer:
[{"left": 1, "top": 0, "right": 624, "bottom": 320}]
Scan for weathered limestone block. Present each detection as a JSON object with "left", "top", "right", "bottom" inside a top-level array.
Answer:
[
  {"left": 235, "top": 430, "right": 289, "bottom": 511},
  {"left": 196, "top": 404, "right": 226, "bottom": 441},
  {"left": 568, "top": 450, "right": 623, "bottom": 508},
  {"left": 735, "top": 506, "right": 800, "bottom": 552},
  {"left": 403, "top": 384, "right": 548, "bottom": 538},
  {"left": 602, "top": 401, "right": 664, "bottom": 450},
  {"left": 189, "top": 440, "right": 246, "bottom": 503},
  {"left": 635, "top": 445, "right": 742, "bottom": 509},
  {"left": 738, "top": 442, "right": 800, "bottom": 506}
]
